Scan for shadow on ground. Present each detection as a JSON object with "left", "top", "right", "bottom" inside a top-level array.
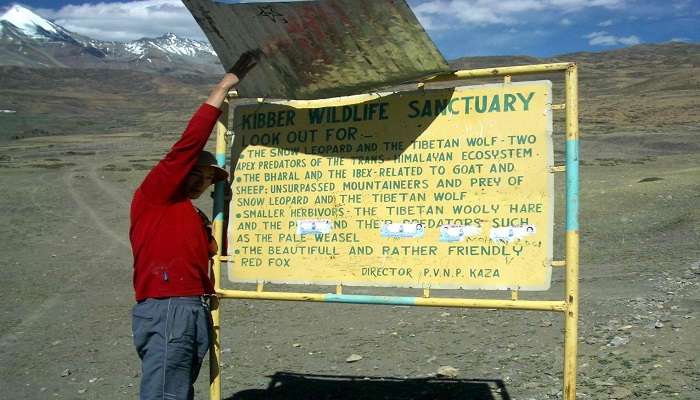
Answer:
[{"left": 225, "top": 371, "right": 510, "bottom": 400}]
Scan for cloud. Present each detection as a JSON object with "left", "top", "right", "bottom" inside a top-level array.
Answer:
[
  {"left": 671, "top": 0, "right": 694, "bottom": 10},
  {"left": 548, "top": 0, "right": 625, "bottom": 9},
  {"left": 34, "top": 0, "right": 222, "bottom": 42},
  {"left": 25, "top": 0, "right": 637, "bottom": 46},
  {"left": 34, "top": 0, "right": 201, "bottom": 41},
  {"left": 413, "top": 1, "right": 518, "bottom": 26},
  {"left": 669, "top": 37, "right": 690, "bottom": 43},
  {"left": 585, "top": 31, "right": 641, "bottom": 46},
  {"left": 413, "top": 0, "right": 627, "bottom": 29},
  {"left": 598, "top": 19, "right": 614, "bottom": 26}
]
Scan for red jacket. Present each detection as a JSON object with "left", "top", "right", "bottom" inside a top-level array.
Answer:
[{"left": 130, "top": 103, "right": 221, "bottom": 301}]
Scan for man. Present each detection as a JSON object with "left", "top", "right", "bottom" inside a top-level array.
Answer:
[{"left": 129, "top": 52, "right": 257, "bottom": 399}]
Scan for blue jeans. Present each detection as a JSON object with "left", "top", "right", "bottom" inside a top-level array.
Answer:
[{"left": 132, "top": 297, "right": 212, "bottom": 400}]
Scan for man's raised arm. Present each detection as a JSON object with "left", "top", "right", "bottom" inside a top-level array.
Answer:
[{"left": 137, "top": 51, "right": 259, "bottom": 204}]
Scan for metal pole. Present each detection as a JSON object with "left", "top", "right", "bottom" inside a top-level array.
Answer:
[
  {"left": 426, "top": 62, "right": 573, "bottom": 81},
  {"left": 208, "top": 296, "right": 221, "bottom": 400},
  {"left": 216, "top": 289, "right": 567, "bottom": 312},
  {"left": 210, "top": 98, "right": 229, "bottom": 400},
  {"left": 563, "top": 64, "right": 580, "bottom": 400}
]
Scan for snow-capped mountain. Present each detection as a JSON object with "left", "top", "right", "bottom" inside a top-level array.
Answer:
[
  {"left": 131, "top": 33, "right": 217, "bottom": 58},
  {"left": 0, "top": 5, "right": 221, "bottom": 74},
  {"left": 0, "top": 4, "right": 75, "bottom": 41},
  {"left": 93, "top": 33, "right": 218, "bottom": 64}
]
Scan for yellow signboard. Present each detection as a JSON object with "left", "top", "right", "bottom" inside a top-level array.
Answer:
[{"left": 227, "top": 81, "right": 553, "bottom": 290}]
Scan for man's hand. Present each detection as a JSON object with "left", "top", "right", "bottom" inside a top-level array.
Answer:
[
  {"left": 228, "top": 49, "right": 261, "bottom": 82},
  {"left": 218, "top": 73, "right": 240, "bottom": 91},
  {"left": 206, "top": 49, "right": 261, "bottom": 109}
]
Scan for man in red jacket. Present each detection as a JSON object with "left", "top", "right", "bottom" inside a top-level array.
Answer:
[{"left": 130, "top": 52, "right": 257, "bottom": 400}]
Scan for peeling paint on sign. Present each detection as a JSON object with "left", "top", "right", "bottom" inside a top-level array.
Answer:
[
  {"left": 489, "top": 225, "right": 537, "bottom": 243},
  {"left": 297, "top": 219, "right": 333, "bottom": 235},
  {"left": 439, "top": 224, "right": 482, "bottom": 242},
  {"left": 380, "top": 222, "right": 425, "bottom": 239}
]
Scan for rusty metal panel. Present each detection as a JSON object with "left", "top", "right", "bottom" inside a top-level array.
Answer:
[{"left": 182, "top": 0, "right": 449, "bottom": 99}]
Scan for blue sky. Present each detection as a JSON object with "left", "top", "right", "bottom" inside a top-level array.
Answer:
[{"left": 3, "top": 0, "right": 698, "bottom": 59}]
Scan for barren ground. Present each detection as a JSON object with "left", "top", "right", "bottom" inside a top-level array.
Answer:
[{"left": 0, "top": 117, "right": 698, "bottom": 400}]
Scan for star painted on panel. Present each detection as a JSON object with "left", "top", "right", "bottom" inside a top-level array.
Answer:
[{"left": 258, "top": 6, "right": 288, "bottom": 24}]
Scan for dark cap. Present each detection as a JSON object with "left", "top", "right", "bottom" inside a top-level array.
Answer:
[{"left": 196, "top": 151, "right": 228, "bottom": 182}]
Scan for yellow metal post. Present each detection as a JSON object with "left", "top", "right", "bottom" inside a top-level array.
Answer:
[
  {"left": 209, "top": 295, "right": 221, "bottom": 400},
  {"left": 210, "top": 97, "right": 229, "bottom": 400},
  {"left": 563, "top": 64, "right": 580, "bottom": 400},
  {"left": 216, "top": 289, "right": 567, "bottom": 312},
  {"left": 336, "top": 284, "right": 343, "bottom": 295},
  {"left": 427, "top": 62, "right": 573, "bottom": 81}
]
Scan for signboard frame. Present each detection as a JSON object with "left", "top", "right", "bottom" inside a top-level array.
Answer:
[
  {"left": 207, "top": 63, "right": 580, "bottom": 400},
  {"left": 225, "top": 80, "right": 555, "bottom": 291}
]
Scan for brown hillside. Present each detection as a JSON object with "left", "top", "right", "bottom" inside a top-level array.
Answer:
[
  {"left": 1, "top": 42, "right": 698, "bottom": 140},
  {"left": 449, "top": 43, "right": 700, "bottom": 134},
  {"left": 0, "top": 67, "right": 215, "bottom": 140}
]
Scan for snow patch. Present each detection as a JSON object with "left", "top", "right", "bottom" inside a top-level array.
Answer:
[
  {"left": 125, "top": 42, "right": 145, "bottom": 56},
  {"left": 134, "top": 33, "right": 216, "bottom": 57},
  {"left": 1, "top": 5, "right": 59, "bottom": 39},
  {"left": 0, "top": 6, "right": 217, "bottom": 61}
]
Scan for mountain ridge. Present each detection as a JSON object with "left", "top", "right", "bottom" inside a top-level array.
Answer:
[
  {"left": 0, "top": 5, "right": 698, "bottom": 141},
  {"left": 0, "top": 5, "right": 221, "bottom": 74}
]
